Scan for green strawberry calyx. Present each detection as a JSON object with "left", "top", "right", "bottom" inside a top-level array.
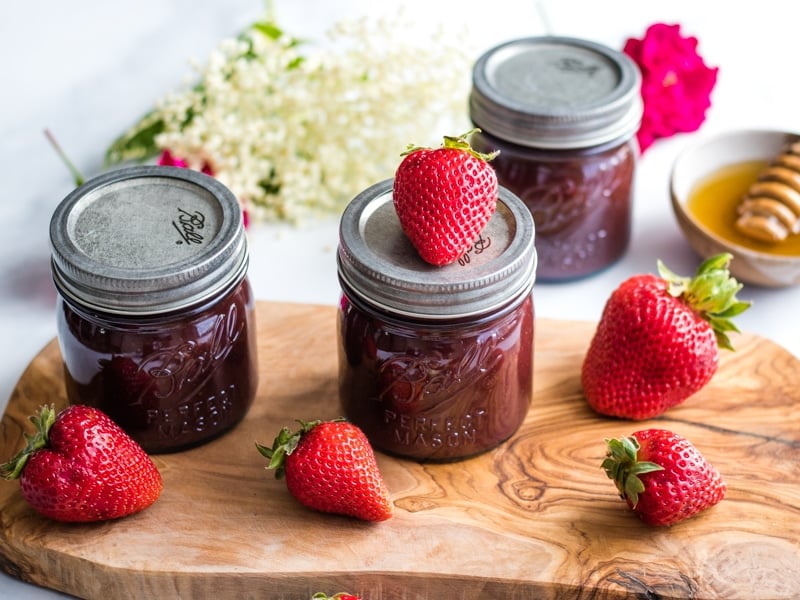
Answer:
[
  {"left": 256, "top": 418, "right": 346, "bottom": 480},
  {"left": 658, "top": 252, "right": 751, "bottom": 351},
  {"left": 0, "top": 404, "right": 57, "bottom": 480},
  {"left": 256, "top": 419, "right": 320, "bottom": 479},
  {"left": 602, "top": 436, "right": 664, "bottom": 508},
  {"left": 401, "top": 128, "right": 499, "bottom": 162}
]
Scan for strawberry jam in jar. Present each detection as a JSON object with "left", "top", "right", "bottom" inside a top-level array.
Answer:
[
  {"left": 470, "top": 37, "right": 642, "bottom": 281},
  {"left": 50, "top": 166, "right": 258, "bottom": 454},
  {"left": 337, "top": 180, "right": 536, "bottom": 462}
]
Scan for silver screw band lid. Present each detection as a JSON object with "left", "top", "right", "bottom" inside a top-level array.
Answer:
[
  {"left": 470, "top": 36, "right": 643, "bottom": 150},
  {"left": 50, "top": 166, "right": 248, "bottom": 315}
]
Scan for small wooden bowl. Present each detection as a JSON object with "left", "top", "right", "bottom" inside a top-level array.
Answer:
[{"left": 670, "top": 129, "right": 800, "bottom": 287}]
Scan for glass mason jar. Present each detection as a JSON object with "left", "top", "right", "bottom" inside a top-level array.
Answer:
[
  {"left": 470, "top": 36, "right": 642, "bottom": 281},
  {"left": 49, "top": 166, "right": 258, "bottom": 454},
  {"left": 337, "top": 180, "right": 537, "bottom": 462}
]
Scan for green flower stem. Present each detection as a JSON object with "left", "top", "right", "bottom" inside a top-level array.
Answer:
[{"left": 45, "top": 129, "right": 84, "bottom": 186}]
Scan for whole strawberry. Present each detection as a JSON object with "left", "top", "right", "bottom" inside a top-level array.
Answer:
[
  {"left": 581, "top": 253, "right": 750, "bottom": 419},
  {"left": 256, "top": 419, "right": 392, "bottom": 522},
  {"left": 602, "top": 429, "right": 726, "bottom": 526},
  {"left": 1, "top": 404, "right": 162, "bottom": 522},
  {"left": 393, "top": 129, "right": 499, "bottom": 266}
]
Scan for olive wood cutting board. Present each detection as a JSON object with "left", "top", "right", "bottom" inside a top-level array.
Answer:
[{"left": 1, "top": 301, "right": 799, "bottom": 600}]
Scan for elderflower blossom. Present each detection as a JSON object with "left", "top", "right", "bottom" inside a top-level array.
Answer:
[{"left": 108, "top": 14, "right": 475, "bottom": 224}]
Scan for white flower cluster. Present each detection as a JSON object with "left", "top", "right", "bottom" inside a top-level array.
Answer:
[{"left": 153, "top": 14, "right": 475, "bottom": 224}]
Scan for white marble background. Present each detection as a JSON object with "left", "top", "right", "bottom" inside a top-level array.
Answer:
[{"left": 2, "top": 1, "right": 799, "bottom": 597}]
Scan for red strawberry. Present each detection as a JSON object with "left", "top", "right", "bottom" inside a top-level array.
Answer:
[
  {"left": 256, "top": 419, "right": 392, "bottom": 522},
  {"left": 393, "top": 129, "right": 499, "bottom": 266},
  {"left": 0, "top": 404, "right": 162, "bottom": 522},
  {"left": 602, "top": 429, "right": 726, "bottom": 526},
  {"left": 581, "top": 253, "right": 750, "bottom": 419},
  {"left": 312, "top": 594, "right": 361, "bottom": 600}
]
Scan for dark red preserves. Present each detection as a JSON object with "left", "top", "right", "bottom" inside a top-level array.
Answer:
[
  {"left": 473, "top": 131, "right": 636, "bottom": 281},
  {"left": 338, "top": 292, "right": 534, "bottom": 461},
  {"left": 57, "top": 278, "right": 258, "bottom": 454}
]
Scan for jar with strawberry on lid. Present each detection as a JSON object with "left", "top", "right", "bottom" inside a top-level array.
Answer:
[
  {"left": 49, "top": 166, "right": 258, "bottom": 454},
  {"left": 470, "top": 36, "right": 642, "bottom": 281},
  {"left": 336, "top": 179, "right": 537, "bottom": 462}
]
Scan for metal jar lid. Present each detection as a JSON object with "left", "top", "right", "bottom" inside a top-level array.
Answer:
[
  {"left": 50, "top": 165, "right": 248, "bottom": 315},
  {"left": 470, "top": 36, "right": 643, "bottom": 150},
  {"left": 337, "top": 179, "right": 536, "bottom": 320}
]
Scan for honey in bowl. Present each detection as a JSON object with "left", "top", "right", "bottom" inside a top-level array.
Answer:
[{"left": 687, "top": 160, "right": 800, "bottom": 256}]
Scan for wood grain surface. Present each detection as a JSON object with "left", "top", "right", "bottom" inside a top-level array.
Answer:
[{"left": 1, "top": 301, "right": 799, "bottom": 600}]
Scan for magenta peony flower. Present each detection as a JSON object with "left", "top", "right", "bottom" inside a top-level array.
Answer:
[
  {"left": 156, "top": 149, "right": 188, "bottom": 169},
  {"left": 623, "top": 23, "right": 718, "bottom": 153},
  {"left": 157, "top": 149, "right": 214, "bottom": 176}
]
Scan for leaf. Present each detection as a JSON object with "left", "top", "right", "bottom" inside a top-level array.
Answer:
[
  {"left": 251, "top": 20, "right": 303, "bottom": 49},
  {"left": 286, "top": 56, "right": 304, "bottom": 70},
  {"left": 602, "top": 435, "right": 663, "bottom": 507},
  {"left": 104, "top": 109, "right": 166, "bottom": 167},
  {"left": 252, "top": 21, "right": 284, "bottom": 40}
]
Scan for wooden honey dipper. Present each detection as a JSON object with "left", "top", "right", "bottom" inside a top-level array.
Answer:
[{"left": 735, "top": 141, "right": 800, "bottom": 242}]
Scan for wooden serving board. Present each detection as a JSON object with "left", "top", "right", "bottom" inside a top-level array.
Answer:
[{"left": 1, "top": 301, "right": 799, "bottom": 600}]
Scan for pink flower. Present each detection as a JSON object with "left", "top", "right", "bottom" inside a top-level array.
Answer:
[
  {"left": 623, "top": 23, "right": 718, "bottom": 153},
  {"left": 157, "top": 149, "right": 214, "bottom": 176},
  {"left": 157, "top": 149, "right": 188, "bottom": 169}
]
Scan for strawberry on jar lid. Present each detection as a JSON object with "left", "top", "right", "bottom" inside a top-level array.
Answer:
[{"left": 337, "top": 179, "right": 536, "bottom": 319}]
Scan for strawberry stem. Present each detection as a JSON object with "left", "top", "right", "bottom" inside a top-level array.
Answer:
[
  {"left": 657, "top": 253, "right": 751, "bottom": 351},
  {"left": 401, "top": 129, "right": 499, "bottom": 162},
  {"left": 602, "top": 436, "right": 664, "bottom": 508},
  {"left": 0, "top": 404, "right": 57, "bottom": 480}
]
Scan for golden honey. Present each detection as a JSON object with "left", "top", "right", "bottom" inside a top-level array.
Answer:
[{"left": 687, "top": 160, "right": 800, "bottom": 256}]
